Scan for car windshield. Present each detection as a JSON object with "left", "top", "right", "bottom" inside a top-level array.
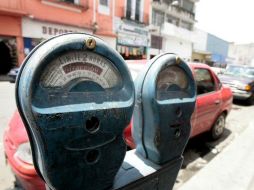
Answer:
[{"left": 224, "top": 65, "right": 254, "bottom": 78}]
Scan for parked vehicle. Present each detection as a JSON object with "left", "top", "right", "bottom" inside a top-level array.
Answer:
[
  {"left": 218, "top": 64, "right": 254, "bottom": 104},
  {"left": 125, "top": 61, "right": 233, "bottom": 149},
  {"left": 3, "top": 61, "right": 232, "bottom": 190},
  {"left": 3, "top": 111, "right": 45, "bottom": 190},
  {"left": 7, "top": 67, "right": 19, "bottom": 83},
  {"left": 211, "top": 67, "right": 225, "bottom": 75}
]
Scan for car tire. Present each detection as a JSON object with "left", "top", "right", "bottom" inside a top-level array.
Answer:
[
  {"left": 14, "top": 176, "right": 23, "bottom": 189},
  {"left": 247, "top": 94, "right": 254, "bottom": 105},
  {"left": 210, "top": 114, "right": 226, "bottom": 140}
]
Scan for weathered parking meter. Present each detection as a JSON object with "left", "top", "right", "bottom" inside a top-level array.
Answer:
[
  {"left": 112, "top": 54, "right": 196, "bottom": 189},
  {"left": 16, "top": 33, "right": 135, "bottom": 190},
  {"left": 133, "top": 54, "right": 196, "bottom": 164},
  {"left": 16, "top": 33, "right": 196, "bottom": 190}
]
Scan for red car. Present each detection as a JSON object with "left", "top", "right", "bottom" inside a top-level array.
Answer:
[
  {"left": 125, "top": 62, "right": 233, "bottom": 149},
  {"left": 3, "top": 61, "right": 232, "bottom": 190},
  {"left": 4, "top": 111, "right": 45, "bottom": 190}
]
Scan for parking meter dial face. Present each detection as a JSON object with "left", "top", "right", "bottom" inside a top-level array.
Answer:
[
  {"left": 133, "top": 54, "right": 196, "bottom": 164},
  {"left": 156, "top": 66, "right": 189, "bottom": 100},
  {"left": 41, "top": 51, "right": 121, "bottom": 89},
  {"left": 16, "top": 34, "right": 134, "bottom": 190}
]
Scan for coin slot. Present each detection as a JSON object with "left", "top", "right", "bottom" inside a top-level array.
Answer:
[
  {"left": 175, "top": 107, "right": 183, "bottom": 118},
  {"left": 174, "top": 129, "right": 181, "bottom": 138},
  {"left": 85, "top": 117, "right": 100, "bottom": 133},
  {"left": 85, "top": 149, "right": 100, "bottom": 164},
  {"left": 170, "top": 123, "right": 182, "bottom": 128}
]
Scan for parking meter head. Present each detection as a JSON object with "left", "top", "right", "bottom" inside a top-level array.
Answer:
[
  {"left": 15, "top": 33, "right": 135, "bottom": 190},
  {"left": 133, "top": 54, "right": 196, "bottom": 164}
]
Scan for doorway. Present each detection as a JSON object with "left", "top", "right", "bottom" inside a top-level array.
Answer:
[{"left": 0, "top": 40, "right": 12, "bottom": 74}]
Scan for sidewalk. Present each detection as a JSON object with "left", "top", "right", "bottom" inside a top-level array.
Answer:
[{"left": 179, "top": 122, "right": 254, "bottom": 190}]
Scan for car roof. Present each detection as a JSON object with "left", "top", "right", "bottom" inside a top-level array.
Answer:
[
  {"left": 188, "top": 62, "right": 211, "bottom": 69},
  {"left": 227, "top": 64, "right": 254, "bottom": 68}
]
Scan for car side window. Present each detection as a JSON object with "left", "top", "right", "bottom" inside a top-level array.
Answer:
[
  {"left": 214, "top": 74, "right": 222, "bottom": 89},
  {"left": 194, "top": 68, "right": 216, "bottom": 95}
]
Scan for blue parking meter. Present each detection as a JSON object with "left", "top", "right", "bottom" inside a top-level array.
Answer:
[
  {"left": 16, "top": 33, "right": 135, "bottom": 190},
  {"left": 112, "top": 54, "right": 196, "bottom": 190},
  {"left": 133, "top": 54, "right": 196, "bottom": 164}
]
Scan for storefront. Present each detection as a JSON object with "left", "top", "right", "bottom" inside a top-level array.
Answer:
[
  {"left": 0, "top": 14, "right": 23, "bottom": 74},
  {"left": 116, "top": 21, "right": 148, "bottom": 60},
  {"left": 22, "top": 18, "right": 92, "bottom": 55},
  {"left": 192, "top": 50, "right": 211, "bottom": 64}
]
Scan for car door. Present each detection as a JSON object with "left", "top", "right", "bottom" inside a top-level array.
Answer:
[{"left": 191, "top": 67, "right": 221, "bottom": 137}]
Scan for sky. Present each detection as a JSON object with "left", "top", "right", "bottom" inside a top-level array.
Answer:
[{"left": 195, "top": 0, "right": 254, "bottom": 44}]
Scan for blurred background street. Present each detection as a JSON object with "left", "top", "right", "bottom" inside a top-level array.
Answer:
[{"left": 1, "top": 0, "right": 254, "bottom": 189}]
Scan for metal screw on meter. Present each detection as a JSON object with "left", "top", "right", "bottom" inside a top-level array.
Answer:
[
  {"left": 176, "top": 56, "right": 181, "bottom": 64},
  {"left": 86, "top": 37, "right": 96, "bottom": 49}
]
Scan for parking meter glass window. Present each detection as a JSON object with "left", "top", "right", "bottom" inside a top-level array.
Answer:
[
  {"left": 156, "top": 65, "right": 189, "bottom": 100},
  {"left": 40, "top": 51, "right": 122, "bottom": 91}
]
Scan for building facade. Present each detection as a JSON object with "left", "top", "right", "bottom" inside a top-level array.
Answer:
[
  {"left": 192, "top": 29, "right": 230, "bottom": 66},
  {"left": 206, "top": 33, "right": 229, "bottom": 66},
  {"left": 228, "top": 43, "right": 254, "bottom": 66},
  {"left": 114, "top": 0, "right": 150, "bottom": 60},
  {"left": 192, "top": 28, "right": 211, "bottom": 63},
  {"left": 0, "top": 0, "right": 116, "bottom": 74},
  {"left": 0, "top": 1, "right": 25, "bottom": 74},
  {"left": 149, "top": 0, "right": 198, "bottom": 60}
]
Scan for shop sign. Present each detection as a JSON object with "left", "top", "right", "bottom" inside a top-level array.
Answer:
[
  {"left": 116, "top": 20, "right": 148, "bottom": 36},
  {"left": 22, "top": 18, "right": 91, "bottom": 39},
  {"left": 118, "top": 32, "right": 148, "bottom": 47}
]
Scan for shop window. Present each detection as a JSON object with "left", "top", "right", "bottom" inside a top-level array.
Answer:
[
  {"left": 116, "top": 45, "right": 146, "bottom": 60},
  {"left": 152, "top": 9, "right": 164, "bottom": 27},
  {"left": 100, "top": 0, "right": 108, "bottom": 6},
  {"left": 24, "top": 38, "right": 43, "bottom": 56},
  {"left": 151, "top": 35, "right": 162, "bottom": 50},
  {"left": 167, "top": 15, "right": 179, "bottom": 26},
  {"left": 126, "top": 0, "right": 132, "bottom": 19},
  {"left": 125, "top": 0, "right": 144, "bottom": 23},
  {"left": 182, "top": 0, "right": 194, "bottom": 13},
  {"left": 61, "top": 0, "right": 80, "bottom": 5},
  {"left": 179, "top": 21, "right": 192, "bottom": 30},
  {"left": 98, "top": 0, "right": 110, "bottom": 15},
  {"left": 194, "top": 69, "right": 216, "bottom": 95},
  {"left": 135, "top": 0, "right": 141, "bottom": 21}
]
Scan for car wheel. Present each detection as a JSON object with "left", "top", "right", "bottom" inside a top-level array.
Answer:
[
  {"left": 210, "top": 114, "right": 226, "bottom": 140},
  {"left": 247, "top": 94, "right": 254, "bottom": 105},
  {"left": 14, "top": 176, "right": 23, "bottom": 189}
]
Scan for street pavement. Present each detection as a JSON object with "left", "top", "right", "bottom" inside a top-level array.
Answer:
[
  {"left": 0, "top": 82, "right": 254, "bottom": 189},
  {"left": 179, "top": 121, "right": 254, "bottom": 190},
  {"left": 174, "top": 100, "right": 254, "bottom": 189}
]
